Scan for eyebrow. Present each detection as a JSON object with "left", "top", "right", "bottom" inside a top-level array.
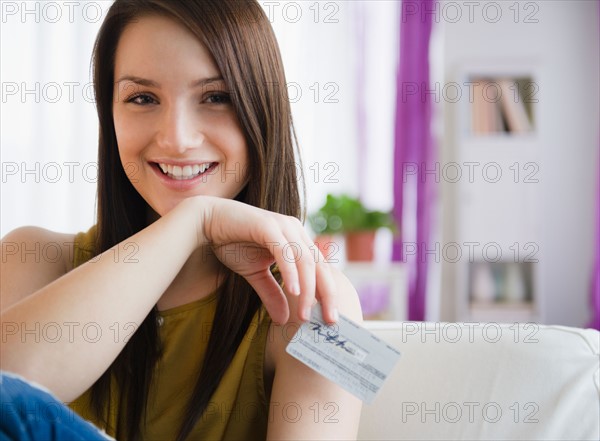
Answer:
[{"left": 115, "top": 75, "right": 225, "bottom": 88}]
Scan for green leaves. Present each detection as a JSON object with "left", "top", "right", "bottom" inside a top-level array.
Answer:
[{"left": 309, "top": 194, "right": 398, "bottom": 235}]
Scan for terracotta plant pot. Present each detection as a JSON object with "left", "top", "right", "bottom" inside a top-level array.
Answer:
[
  {"left": 345, "top": 230, "right": 376, "bottom": 262},
  {"left": 313, "top": 235, "right": 337, "bottom": 261}
]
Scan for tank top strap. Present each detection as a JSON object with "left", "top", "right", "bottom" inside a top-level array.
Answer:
[{"left": 73, "top": 225, "right": 98, "bottom": 268}]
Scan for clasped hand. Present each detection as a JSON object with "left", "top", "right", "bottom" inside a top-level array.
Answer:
[{"left": 187, "top": 195, "right": 338, "bottom": 325}]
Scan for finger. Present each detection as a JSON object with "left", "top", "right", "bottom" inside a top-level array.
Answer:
[
  {"left": 260, "top": 219, "right": 301, "bottom": 299},
  {"left": 244, "top": 269, "right": 290, "bottom": 325},
  {"left": 294, "top": 224, "right": 338, "bottom": 322},
  {"left": 211, "top": 202, "right": 302, "bottom": 301},
  {"left": 314, "top": 259, "right": 338, "bottom": 324},
  {"left": 281, "top": 227, "right": 316, "bottom": 322}
]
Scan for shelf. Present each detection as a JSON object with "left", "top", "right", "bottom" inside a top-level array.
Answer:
[
  {"left": 469, "top": 301, "right": 536, "bottom": 323},
  {"left": 468, "top": 76, "right": 536, "bottom": 136},
  {"left": 469, "top": 261, "right": 535, "bottom": 303}
]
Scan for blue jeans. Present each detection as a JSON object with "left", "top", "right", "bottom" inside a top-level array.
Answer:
[{"left": 0, "top": 371, "right": 114, "bottom": 441}]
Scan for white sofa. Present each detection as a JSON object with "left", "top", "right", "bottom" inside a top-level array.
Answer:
[{"left": 359, "top": 321, "right": 600, "bottom": 440}]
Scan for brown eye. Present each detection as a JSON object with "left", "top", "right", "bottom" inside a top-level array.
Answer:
[
  {"left": 127, "top": 94, "right": 157, "bottom": 105},
  {"left": 205, "top": 93, "right": 231, "bottom": 104}
]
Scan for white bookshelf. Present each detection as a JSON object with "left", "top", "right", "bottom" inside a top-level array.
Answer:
[{"left": 447, "top": 62, "right": 543, "bottom": 324}]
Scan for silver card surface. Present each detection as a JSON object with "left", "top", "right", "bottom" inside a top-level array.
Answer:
[{"left": 286, "top": 304, "right": 401, "bottom": 404}]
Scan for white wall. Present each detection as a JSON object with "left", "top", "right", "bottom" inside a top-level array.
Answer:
[{"left": 440, "top": 0, "right": 599, "bottom": 327}]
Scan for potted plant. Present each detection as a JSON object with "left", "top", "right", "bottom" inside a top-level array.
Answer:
[{"left": 309, "top": 194, "right": 398, "bottom": 261}]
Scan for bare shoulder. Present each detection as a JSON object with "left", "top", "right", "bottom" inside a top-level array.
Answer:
[
  {"left": 264, "top": 264, "right": 364, "bottom": 439},
  {"left": 1, "top": 226, "right": 76, "bottom": 312},
  {"left": 328, "top": 265, "right": 364, "bottom": 324}
]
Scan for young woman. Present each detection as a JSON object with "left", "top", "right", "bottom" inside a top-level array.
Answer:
[{"left": 0, "top": 1, "right": 363, "bottom": 440}]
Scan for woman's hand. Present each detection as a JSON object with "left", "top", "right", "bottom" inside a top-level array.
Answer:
[{"left": 189, "top": 195, "right": 338, "bottom": 325}]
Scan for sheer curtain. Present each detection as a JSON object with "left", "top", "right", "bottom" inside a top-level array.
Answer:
[{"left": 1, "top": 1, "right": 108, "bottom": 237}]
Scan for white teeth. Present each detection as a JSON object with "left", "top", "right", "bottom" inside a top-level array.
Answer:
[{"left": 157, "top": 162, "right": 213, "bottom": 180}]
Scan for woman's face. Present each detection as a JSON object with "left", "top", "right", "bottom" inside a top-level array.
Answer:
[{"left": 113, "top": 14, "right": 249, "bottom": 217}]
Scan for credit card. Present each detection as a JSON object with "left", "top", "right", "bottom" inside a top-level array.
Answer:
[{"left": 286, "top": 304, "right": 401, "bottom": 404}]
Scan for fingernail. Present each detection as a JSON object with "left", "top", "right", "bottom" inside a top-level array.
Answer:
[
  {"left": 290, "top": 281, "right": 301, "bottom": 296},
  {"left": 332, "top": 308, "right": 339, "bottom": 322}
]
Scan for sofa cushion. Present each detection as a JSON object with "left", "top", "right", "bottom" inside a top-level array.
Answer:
[{"left": 359, "top": 322, "right": 600, "bottom": 440}]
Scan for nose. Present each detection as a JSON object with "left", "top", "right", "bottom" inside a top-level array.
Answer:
[{"left": 155, "top": 102, "right": 205, "bottom": 153}]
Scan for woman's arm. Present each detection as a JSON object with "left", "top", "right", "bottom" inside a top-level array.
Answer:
[
  {"left": 1, "top": 227, "right": 76, "bottom": 312},
  {"left": 266, "top": 267, "right": 363, "bottom": 440},
  {"left": 1, "top": 196, "right": 338, "bottom": 402},
  {"left": 1, "top": 197, "right": 202, "bottom": 401}
]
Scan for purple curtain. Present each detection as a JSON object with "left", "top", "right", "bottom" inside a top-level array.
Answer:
[{"left": 392, "top": 0, "right": 436, "bottom": 321}]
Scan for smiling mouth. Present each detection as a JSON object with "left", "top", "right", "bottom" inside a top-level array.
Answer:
[{"left": 154, "top": 162, "right": 217, "bottom": 180}]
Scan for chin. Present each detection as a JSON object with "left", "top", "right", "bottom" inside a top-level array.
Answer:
[{"left": 146, "top": 185, "right": 249, "bottom": 220}]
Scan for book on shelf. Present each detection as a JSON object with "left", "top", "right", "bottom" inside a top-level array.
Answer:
[
  {"left": 470, "top": 77, "right": 533, "bottom": 135},
  {"left": 469, "top": 261, "right": 531, "bottom": 305},
  {"left": 498, "top": 79, "right": 532, "bottom": 133}
]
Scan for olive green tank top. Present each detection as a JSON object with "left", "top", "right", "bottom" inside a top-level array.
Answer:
[{"left": 67, "top": 226, "right": 273, "bottom": 440}]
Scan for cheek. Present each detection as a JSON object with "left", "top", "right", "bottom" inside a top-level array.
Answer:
[
  {"left": 218, "top": 115, "right": 248, "bottom": 159},
  {"left": 113, "top": 111, "right": 148, "bottom": 160},
  {"left": 113, "top": 115, "right": 150, "bottom": 187},
  {"left": 112, "top": 109, "right": 129, "bottom": 156}
]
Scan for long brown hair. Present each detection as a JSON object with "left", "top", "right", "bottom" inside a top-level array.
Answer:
[{"left": 90, "top": 1, "right": 304, "bottom": 439}]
